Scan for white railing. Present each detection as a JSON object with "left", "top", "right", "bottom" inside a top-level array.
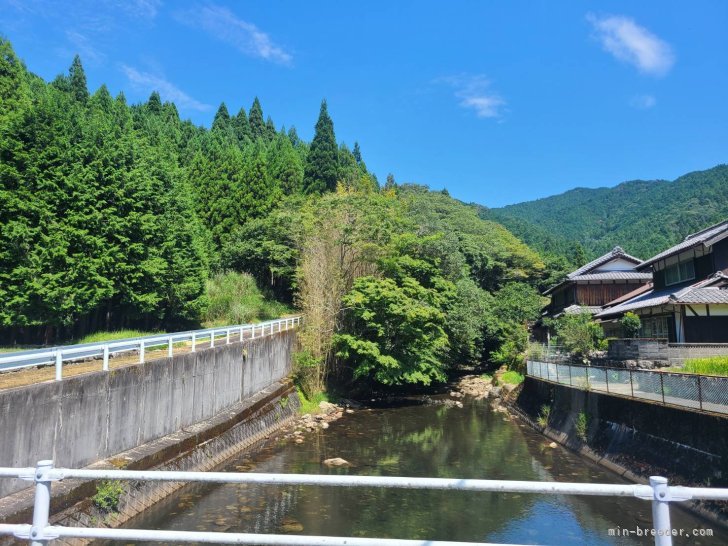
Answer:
[
  {"left": 1, "top": 461, "right": 726, "bottom": 546},
  {"left": 0, "top": 316, "right": 302, "bottom": 381}
]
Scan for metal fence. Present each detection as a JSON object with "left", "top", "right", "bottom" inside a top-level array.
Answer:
[
  {"left": 527, "top": 360, "right": 728, "bottom": 415},
  {"left": 0, "top": 316, "right": 302, "bottom": 381},
  {"left": 2, "top": 461, "right": 726, "bottom": 546}
]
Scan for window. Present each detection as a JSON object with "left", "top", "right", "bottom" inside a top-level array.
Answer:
[
  {"left": 641, "top": 316, "right": 669, "bottom": 339},
  {"left": 664, "top": 260, "right": 695, "bottom": 286}
]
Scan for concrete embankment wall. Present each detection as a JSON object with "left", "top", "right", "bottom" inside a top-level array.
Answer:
[
  {"left": 515, "top": 378, "right": 728, "bottom": 489},
  {"left": 0, "top": 330, "right": 296, "bottom": 498}
]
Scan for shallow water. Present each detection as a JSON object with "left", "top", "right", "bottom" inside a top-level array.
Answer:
[{"left": 120, "top": 398, "right": 726, "bottom": 545}]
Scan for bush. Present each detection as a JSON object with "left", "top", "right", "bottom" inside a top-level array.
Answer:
[
  {"left": 575, "top": 411, "right": 588, "bottom": 442},
  {"left": 499, "top": 370, "right": 524, "bottom": 385},
  {"left": 536, "top": 404, "right": 551, "bottom": 428},
  {"left": 92, "top": 480, "right": 124, "bottom": 513},
  {"left": 682, "top": 356, "right": 728, "bottom": 376},
  {"left": 553, "top": 312, "right": 604, "bottom": 360},
  {"left": 203, "top": 271, "right": 290, "bottom": 326},
  {"left": 620, "top": 312, "right": 641, "bottom": 338},
  {"left": 296, "top": 388, "right": 329, "bottom": 415}
]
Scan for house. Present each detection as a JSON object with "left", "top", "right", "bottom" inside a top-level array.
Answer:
[
  {"left": 543, "top": 246, "right": 652, "bottom": 319},
  {"left": 596, "top": 220, "right": 728, "bottom": 342}
]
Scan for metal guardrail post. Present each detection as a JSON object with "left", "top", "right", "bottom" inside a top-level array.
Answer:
[
  {"left": 660, "top": 373, "right": 666, "bottom": 404},
  {"left": 568, "top": 364, "right": 572, "bottom": 386},
  {"left": 226, "top": 329, "right": 230, "bottom": 345},
  {"left": 30, "top": 460, "right": 54, "bottom": 546},
  {"left": 168, "top": 337, "right": 173, "bottom": 358},
  {"left": 605, "top": 369, "right": 610, "bottom": 393},
  {"left": 191, "top": 332, "right": 196, "bottom": 353},
  {"left": 650, "top": 476, "right": 673, "bottom": 546},
  {"left": 697, "top": 375, "right": 703, "bottom": 411},
  {"left": 102, "top": 345, "right": 110, "bottom": 371},
  {"left": 555, "top": 364, "right": 559, "bottom": 384},
  {"left": 629, "top": 369, "right": 634, "bottom": 398},
  {"left": 211, "top": 331, "right": 215, "bottom": 348},
  {"left": 139, "top": 341, "right": 145, "bottom": 364},
  {"left": 54, "top": 351, "right": 62, "bottom": 382}
]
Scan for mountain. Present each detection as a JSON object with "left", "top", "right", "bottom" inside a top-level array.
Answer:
[{"left": 481, "top": 164, "right": 728, "bottom": 261}]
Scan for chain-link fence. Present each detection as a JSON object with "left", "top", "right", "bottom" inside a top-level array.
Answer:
[{"left": 526, "top": 360, "right": 728, "bottom": 415}]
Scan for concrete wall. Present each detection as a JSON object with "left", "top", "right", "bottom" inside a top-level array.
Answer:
[
  {"left": 606, "top": 338, "right": 728, "bottom": 367},
  {"left": 517, "top": 377, "right": 728, "bottom": 487},
  {"left": 0, "top": 330, "right": 295, "bottom": 497}
]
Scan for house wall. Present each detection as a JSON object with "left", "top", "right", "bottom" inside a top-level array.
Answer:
[
  {"left": 653, "top": 253, "right": 713, "bottom": 291},
  {"left": 575, "top": 282, "right": 645, "bottom": 307},
  {"left": 714, "top": 238, "right": 728, "bottom": 272}
]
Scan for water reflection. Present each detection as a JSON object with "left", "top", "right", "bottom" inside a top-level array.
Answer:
[{"left": 119, "top": 399, "right": 725, "bottom": 545}]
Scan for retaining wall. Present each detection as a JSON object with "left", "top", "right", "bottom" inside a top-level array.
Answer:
[
  {"left": 0, "top": 330, "right": 296, "bottom": 498},
  {"left": 607, "top": 339, "right": 728, "bottom": 367},
  {"left": 516, "top": 377, "right": 728, "bottom": 488}
]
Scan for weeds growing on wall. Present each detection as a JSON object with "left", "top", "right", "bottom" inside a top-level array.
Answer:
[
  {"left": 575, "top": 411, "right": 588, "bottom": 442},
  {"left": 93, "top": 480, "right": 124, "bottom": 513}
]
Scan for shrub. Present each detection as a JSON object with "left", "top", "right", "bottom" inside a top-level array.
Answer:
[
  {"left": 682, "top": 356, "right": 728, "bottom": 376},
  {"left": 92, "top": 480, "right": 124, "bottom": 513},
  {"left": 203, "top": 271, "right": 290, "bottom": 326},
  {"left": 536, "top": 404, "right": 551, "bottom": 428},
  {"left": 553, "top": 312, "right": 604, "bottom": 360},
  {"left": 499, "top": 370, "right": 524, "bottom": 385},
  {"left": 296, "top": 388, "right": 329, "bottom": 415},
  {"left": 575, "top": 411, "right": 588, "bottom": 442},
  {"left": 620, "top": 312, "right": 641, "bottom": 338}
]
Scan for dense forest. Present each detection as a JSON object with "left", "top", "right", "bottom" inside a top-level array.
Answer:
[
  {"left": 482, "top": 164, "right": 728, "bottom": 261},
  {"left": 0, "top": 39, "right": 549, "bottom": 391}
]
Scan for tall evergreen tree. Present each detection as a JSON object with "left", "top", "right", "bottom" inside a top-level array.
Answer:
[
  {"left": 353, "top": 141, "right": 362, "bottom": 165},
  {"left": 303, "top": 100, "right": 338, "bottom": 194},
  {"left": 68, "top": 54, "right": 89, "bottom": 103},
  {"left": 265, "top": 116, "right": 277, "bottom": 140},
  {"left": 212, "top": 102, "right": 231, "bottom": 133},
  {"left": 249, "top": 97, "right": 266, "bottom": 140},
  {"left": 232, "top": 107, "right": 251, "bottom": 144}
]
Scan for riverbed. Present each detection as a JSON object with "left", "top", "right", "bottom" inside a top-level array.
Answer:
[{"left": 118, "top": 397, "right": 725, "bottom": 545}]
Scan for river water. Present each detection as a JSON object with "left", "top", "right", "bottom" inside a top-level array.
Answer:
[{"left": 121, "top": 397, "right": 725, "bottom": 545}]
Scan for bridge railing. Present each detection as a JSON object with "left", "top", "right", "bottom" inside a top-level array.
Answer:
[
  {"left": 1, "top": 461, "right": 725, "bottom": 546},
  {"left": 526, "top": 360, "right": 728, "bottom": 415},
  {"left": 0, "top": 316, "right": 302, "bottom": 381}
]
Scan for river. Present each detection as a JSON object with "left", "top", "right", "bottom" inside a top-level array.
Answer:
[{"left": 118, "top": 397, "right": 725, "bottom": 545}]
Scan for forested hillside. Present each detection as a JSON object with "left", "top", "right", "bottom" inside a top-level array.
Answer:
[
  {"left": 482, "top": 165, "right": 728, "bottom": 261},
  {"left": 0, "top": 39, "right": 547, "bottom": 389},
  {"left": 0, "top": 39, "right": 375, "bottom": 342}
]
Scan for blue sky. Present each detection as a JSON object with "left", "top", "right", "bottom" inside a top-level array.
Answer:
[{"left": 2, "top": 1, "right": 727, "bottom": 207}]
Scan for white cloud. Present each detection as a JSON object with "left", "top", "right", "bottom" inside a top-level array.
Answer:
[
  {"left": 120, "top": 64, "right": 211, "bottom": 112},
  {"left": 587, "top": 13, "right": 674, "bottom": 76},
  {"left": 175, "top": 4, "right": 292, "bottom": 66},
  {"left": 439, "top": 74, "right": 506, "bottom": 119},
  {"left": 65, "top": 30, "right": 106, "bottom": 64},
  {"left": 630, "top": 94, "right": 656, "bottom": 109}
]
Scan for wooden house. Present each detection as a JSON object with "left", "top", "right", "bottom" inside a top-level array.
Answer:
[
  {"left": 543, "top": 246, "right": 652, "bottom": 319},
  {"left": 596, "top": 220, "right": 728, "bottom": 342}
]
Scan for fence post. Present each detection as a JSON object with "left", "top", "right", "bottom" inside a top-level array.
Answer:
[
  {"left": 30, "top": 460, "right": 54, "bottom": 546},
  {"left": 168, "top": 337, "right": 173, "bottom": 358},
  {"left": 568, "top": 364, "right": 572, "bottom": 386},
  {"left": 139, "top": 341, "right": 145, "bottom": 364},
  {"left": 211, "top": 330, "right": 215, "bottom": 348},
  {"left": 54, "top": 351, "right": 62, "bottom": 381},
  {"left": 226, "top": 329, "right": 230, "bottom": 345},
  {"left": 555, "top": 363, "right": 559, "bottom": 384},
  {"left": 697, "top": 375, "right": 703, "bottom": 411},
  {"left": 605, "top": 368, "right": 610, "bottom": 393},
  {"left": 629, "top": 369, "right": 634, "bottom": 398},
  {"left": 660, "top": 373, "right": 666, "bottom": 404},
  {"left": 191, "top": 332, "right": 196, "bottom": 353},
  {"left": 103, "top": 344, "right": 110, "bottom": 371},
  {"left": 650, "top": 476, "right": 673, "bottom": 546},
  {"left": 239, "top": 326, "right": 243, "bottom": 341}
]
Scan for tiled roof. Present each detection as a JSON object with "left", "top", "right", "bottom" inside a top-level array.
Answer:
[
  {"left": 568, "top": 246, "right": 643, "bottom": 278},
  {"left": 570, "top": 272, "right": 652, "bottom": 282},
  {"left": 671, "top": 288, "right": 728, "bottom": 305},
  {"left": 595, "top": 289, "right": 673, "bottom": 318},
  {"left": 638, "top": 220, "right": 728, "bottom": 269},
  {"left": 555, "top": 305, "right": 603, "bottom": 318},
  {"left": 596, "top": 272, "right": 728, "bottom": 317}
]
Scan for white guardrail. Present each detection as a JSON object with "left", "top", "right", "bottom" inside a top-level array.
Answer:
[
  {"left": 0, "top": 316, "right": 302, "bottom": 380},
  {"left": 1, "top": 462, "right": 726, "bottom": 546}
]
